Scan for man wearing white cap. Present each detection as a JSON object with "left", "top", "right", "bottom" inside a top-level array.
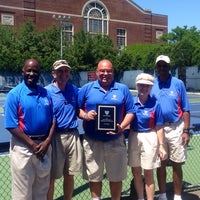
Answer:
[
  {"left": 128, "top": 73, "right": 167, "bottom": 200},
  {"left": 151, "top": 55, "right": 190, "bottom": 200},
  {"left": 46, "top": 60, "right": 82, "bottom": 200}
]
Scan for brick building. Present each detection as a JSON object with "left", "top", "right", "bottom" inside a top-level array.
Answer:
[{"left": 0, "top": 0, "right": 167, "bottom": 48}]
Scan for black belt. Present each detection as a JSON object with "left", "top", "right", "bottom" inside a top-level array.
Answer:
[
  {"left": 56, "top": 128, "right": 77, "bottom": 133},
  {"left": 164, "top": 121, "right": 179, "bottom": 126},
  {"left": 29, "top": 135, "right": 47, "bottom": 141},
  {"left": 132, "top": 130, "right": 151, "bottom": 133}
]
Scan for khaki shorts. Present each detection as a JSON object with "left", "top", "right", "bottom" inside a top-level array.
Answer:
[
  {"left": 82, "top": 134, "right": 127, "bottom": 182},
  {"left": 163, "top": 120, "right": 186, "bottom": 163},
  {"left": 51, "top": 129, "right": 82, "bottom": 179},
  {"left": 10, "top": 136, "right": 52, "bottom": 200},
  {"left": 128, "top": 130, "right": 160, "bottom": 169}
]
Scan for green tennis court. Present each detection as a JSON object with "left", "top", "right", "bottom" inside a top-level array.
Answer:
[
  {"left": 1, "top": 135, "right": 200, "bottom": 199},
  {"left": 0, "top": 92, "right": 200, "bottom": 199}
]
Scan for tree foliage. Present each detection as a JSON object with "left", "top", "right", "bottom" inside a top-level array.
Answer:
[
  {"left": 0, "top": 25, "right": 17, "bottom": 71},
  {"left": 64, "top": 31, "right": 118, "bottom": 72},
  {"left": 0, "top": 21, "right": 200, "bottom": 74}
]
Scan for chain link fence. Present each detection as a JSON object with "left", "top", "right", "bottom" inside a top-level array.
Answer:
[{"left": 1, "top": 129, "right": 200, "bottom": 200}]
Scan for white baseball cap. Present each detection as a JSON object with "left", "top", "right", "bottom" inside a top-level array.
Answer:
[
  {"left": 155, "top": 55, "right": 170, "bottom": 64},
  {"left": 136, "top": 73, "right": 154, "bottom": 85}
]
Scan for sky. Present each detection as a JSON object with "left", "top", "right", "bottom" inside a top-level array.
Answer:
[{"left": 132, "top": 0, "right": 200, "bottom": 32}]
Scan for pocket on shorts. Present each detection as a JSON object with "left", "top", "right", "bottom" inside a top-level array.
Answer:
[{"left": 37, "top": 155, "right": 51, "bottom": 178}]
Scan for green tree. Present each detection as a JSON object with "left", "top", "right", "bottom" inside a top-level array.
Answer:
[
  {"left": 63, "top": 31, "right": 118, "bottom": 72},
  {"left": 0, "top": 25, "right": 17, "bottom": 71},
  {"left": 114, "top": 51, "right": 132, "bottom": 72},
  {"left": 15, "top": 20, "right": 40, "bottom": 67},
  {"left": 36, "top": 25, "right": 60, "bottom": 71},
  {"left": 1, "top": 22, "right": 200, "bottom": 75},
  {"left": 0, "top": 21, "right": 61, "bottom": 72},
  {"left": 124, "top": 43, "right": 160, "bottom": 71},
  {"left": 160, "top": 26, "right": 200, "bottom": 84}
]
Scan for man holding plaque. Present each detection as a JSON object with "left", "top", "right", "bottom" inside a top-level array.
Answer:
[{"left": 78, "top": 59, "right": 134, "bottom": 200}]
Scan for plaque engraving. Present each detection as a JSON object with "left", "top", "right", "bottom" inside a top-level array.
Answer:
[{"left": 96, "top": 104, "right": 117, "bottom": 131}]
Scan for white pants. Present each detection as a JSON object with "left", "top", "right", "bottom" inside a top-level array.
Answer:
[{"left": 10, "top": 136, "right": 52, "bottom": 200}]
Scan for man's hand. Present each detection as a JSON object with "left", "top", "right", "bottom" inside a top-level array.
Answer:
[
  {"left": 33, "top": 139, "right": 50, "bottom": 160},
  {"left": 182, "top": 132, "right": 190, "bottom": 147}
]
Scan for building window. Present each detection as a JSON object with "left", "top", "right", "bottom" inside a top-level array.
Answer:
[
  {"left": 62, "top": 23, "right": 73, "bottom": 46},
  {"left": 83, "top": 1, "right": 109, "bottom": 36},
  {"left": 117, "top": 28, "right": 127, "bottom": 49},
  {"left": 156, "top": 30, "right": 163, "bottom": 39},
  {"left": 1, "top": 14, "right": 14, "bottom": 25}
]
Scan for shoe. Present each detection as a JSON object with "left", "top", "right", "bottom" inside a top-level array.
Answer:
[{"left": 174, "top": 195, "right": 182, "bottom": 200}]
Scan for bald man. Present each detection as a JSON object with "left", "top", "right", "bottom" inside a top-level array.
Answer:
[{"left": 78, "top": 59, "right": 134, "bottom": 200}]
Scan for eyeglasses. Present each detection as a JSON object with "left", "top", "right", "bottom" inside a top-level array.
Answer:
[{"left": 98, "top": 69, "right": 113, "bottom": 74}]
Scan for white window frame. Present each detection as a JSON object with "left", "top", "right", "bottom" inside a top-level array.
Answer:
[
  {"left": 117, "top": 28, "right": 127, "bottom": 49},
  {"left": 62, "top": 22, "right": 74, "bottom": 45},
  {"left": 83, "top": 1, "right": 109, "bottom": 36},
  {"left": 156, "top": 30, "right": 163, "bottom": 39},
  {"left": 1, "top": 13, "right": 14, "bottom": 26}
]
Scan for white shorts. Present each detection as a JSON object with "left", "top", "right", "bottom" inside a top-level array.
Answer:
[
  {"left": 128, "top": 130, "right": 160, "bottom": 170},
  {"left": 163, "top": 120, "right": 186, "bottom": 163},
  {"left": 82, "top": 134, "right": 127, "bottom": 182}
]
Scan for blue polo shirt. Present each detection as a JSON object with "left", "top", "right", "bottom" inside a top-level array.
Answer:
[
  {"left": 130, "top": 95, "right": 163, "bottom": 131},
  {"left": 45, "top": 82, "right": 78, "bottom": 131},
  {"left": 151, "top": 75, "right": 190, "bottom": 123},
  {"left": 5, "top": 81, "right": 54, "bottom": 136},
  {"left": 78, "top": 80, "right": 134, "bottom": 141}
]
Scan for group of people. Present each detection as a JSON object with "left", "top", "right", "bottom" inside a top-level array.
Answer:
[{"left": 4, "top": 55, "right": 190, "bottom": 200}]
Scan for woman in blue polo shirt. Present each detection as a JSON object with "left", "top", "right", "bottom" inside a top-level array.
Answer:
[{"left": 128, "top": 73, "right": 167, "bottom": 200}]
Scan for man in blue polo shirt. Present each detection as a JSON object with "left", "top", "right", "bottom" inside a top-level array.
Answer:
[
  {"left": 151, "top": 55, "right": 190, "bottom": 200},
  {"left": 78, "top": 59, "right": 134, "bottom": 200},
  {"left": 5, "top": 58, "right": 56, "bottom": 200},
  {"left": 46, "top": 60, "right": 82, "bottom": 200}
]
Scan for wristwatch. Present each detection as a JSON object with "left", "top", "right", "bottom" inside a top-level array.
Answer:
[{"left": 183, "top": 128, "right": 190, "bottom": 135}]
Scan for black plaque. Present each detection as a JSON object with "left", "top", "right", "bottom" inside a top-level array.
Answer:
[{"left": 96, "top": 104, "right": 117, "bottom": 131}]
